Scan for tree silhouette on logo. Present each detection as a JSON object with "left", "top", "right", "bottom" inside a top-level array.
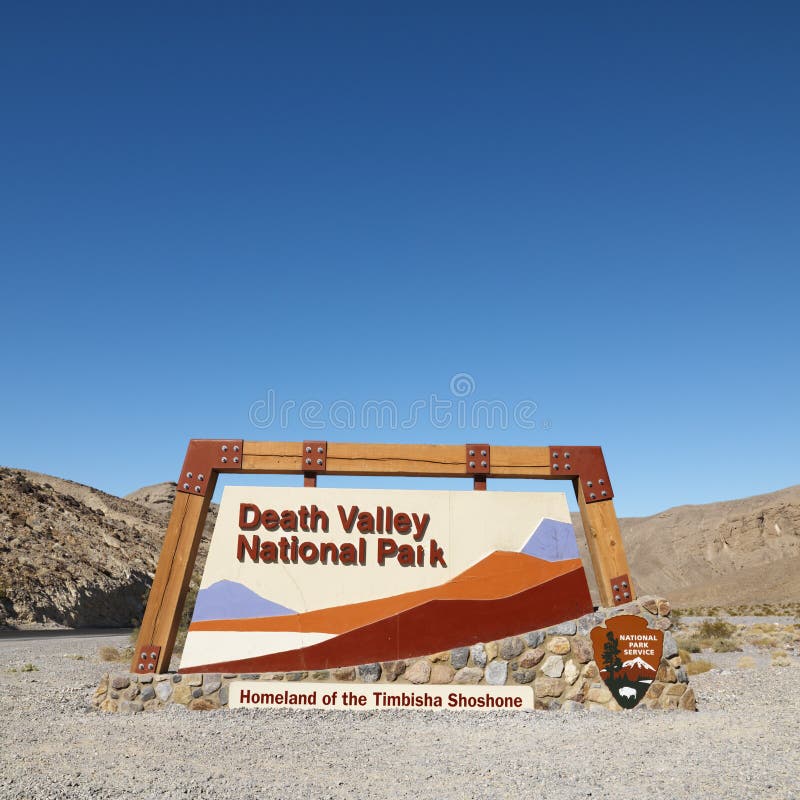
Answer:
[{"left": 602, "top": 630, "right": 623, "bottom": 682}]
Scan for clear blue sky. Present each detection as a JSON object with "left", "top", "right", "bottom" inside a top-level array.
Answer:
[{"left": 1, "top": 3, "right": 798, "bottom": 517}]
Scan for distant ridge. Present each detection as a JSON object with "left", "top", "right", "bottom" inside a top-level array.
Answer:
[
  {"left": 572, "top": 482, "right": 800, "bottom": 605},
  {"left": 2, "top": 466, "right": 799, "bottom": 630}
]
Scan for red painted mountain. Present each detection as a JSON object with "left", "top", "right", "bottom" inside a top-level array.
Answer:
[{"left": 181, "top": 552, "right": 593, "bottom": 673}]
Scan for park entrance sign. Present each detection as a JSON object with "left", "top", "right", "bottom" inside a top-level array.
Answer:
[
  {"left": 132, "top": 440, "right": 636, "bottom": 677},
  {"left": 179, "top": 487, "right": 593, "bottom": 673}
]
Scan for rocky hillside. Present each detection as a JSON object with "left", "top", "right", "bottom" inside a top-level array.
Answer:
[
  {"left": 1, "top": 467, "right": 798, "bottom": 628},
  {"left": 0, "top": 469, "right": 164, "bottom": 627},
  {"left": 573, "top": 484, "right": 800, "bottom": 606},
  {"left": 125, "top": 482, "right": 218, "bottom": 532}
]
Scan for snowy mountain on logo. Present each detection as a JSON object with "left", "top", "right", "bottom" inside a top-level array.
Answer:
[
  {"left": 621, "top": 656, "right": 656, "bottom": 671},
  {"left": 192, "top": 580, "right": 296, "bottom": 622}
]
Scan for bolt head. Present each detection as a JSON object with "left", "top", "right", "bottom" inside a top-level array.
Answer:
[
  {"left": 233, "top": 457, "right": 239, "bottom": 463},
  {"left": 623, "top": 592, "right": 630, "bottom": 599},
  {"left": 601, "top": 490, "right": 607, "bottom": 496},
  {"left": 469, "top": 461, "right": 476, "bottom": 468},
  {"left": 150, "top": 652, "right": 157, "bottom": 659},
  {"left": 233, "top": 445, "right": 239, "bottom": 452},
  {"left": 317, "top": 446, "right": 324, "bottom": 454},
  {"left": 552, "top": 464, "right": 559, "bottom": 470},
  {"left": 481, "top": 461, "right": 487, "bottom": 468},
  {"left": 613, "top": 584, "right": 619, "bottom": 591},
  {"left": 195, "top": 486, "right": 201, "bottom": 492},
  {"left": 552, "top": 452, "right": 559, "bottom": 458},
  {"left": 587, "top": 481, "right": 593, "bottom": 487},
  {"left": 186, "top": 472, "right": 193, "bottom": 478},
  {"left": 564, "top": 452, "right": 570, "bottom": 458},
  {"left": 481, "top": 450, "right": 487, "bottom": 456},
  {"left": 198, "top": 474, "right": 204, "bottom": 481},
  {"left": 590, "top": 493, "right": 596, "bottom": 499},
  {"left": 469, "top": 449, "right": 475, "bottom": 456},
  {"left": 138, "top": 664, "right": 144, "bottom": 670},
  {"left": 599, "top": 479, "right": 605, "bottom": 485},
  {"left": 564, "top": 464, "right": 571, "bottom": 470},
  {"left": 221, "top": 457, "right": 227, "bottom": 463},
  {"left": 615, "top": 595, "right": 621, "bottom": 602},
  {"left": 306, "top": 446, "right": 312, "bottom": 453},
  {"left": 183, "top": 483, "right": 189, "bottom": 490},
  {"left": 140, "top": 652, "right": 147, "bottom": 660},
  {"left": 306, "top": 458, "right": 312, "bottom": 465},
  {"left": 148, "top": 663, "right": 154, "bottom": 671},
  {"left": 222, "top": 445, "right": 228, "bottom": 452},
  {"left": 316, "top": 459, "right": 323, "bottom": 466}
]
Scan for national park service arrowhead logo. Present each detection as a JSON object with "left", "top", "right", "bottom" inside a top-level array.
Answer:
[{"left": 590, "top": 615, "right": 663, "bottom": 709}]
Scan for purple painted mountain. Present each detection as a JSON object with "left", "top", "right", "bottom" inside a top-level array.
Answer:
[
  {"left": 191, "top": 580, "right": 296, "bottom": 622},
  {"left": 521, "top": 518, "right": 580, "bottom": 562}
]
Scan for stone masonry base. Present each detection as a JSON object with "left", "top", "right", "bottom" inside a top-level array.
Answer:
[{"left": 93, "top": 596, "right": 695, "bottom": 713}]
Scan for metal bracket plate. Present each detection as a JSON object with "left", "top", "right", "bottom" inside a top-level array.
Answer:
[
  {"left": 609, "top": 574, "right": 633, "bottom": 606},
  {"left": 549, "top": 446, "right": 613, "bottom": 504},
  {"left": 466, "top": 444, "right": 490, "bottom": 475},
  {"left": 177, "top": 439, "right": 244, "bottom": 496},
  {"left": 135, "top": 644, "right": 161, "bottom": 673},
  {"left": 302, "top": 441, "right": 327, "bottom": 472}
]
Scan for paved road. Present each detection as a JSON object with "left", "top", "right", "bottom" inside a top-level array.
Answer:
[{"left": 0, "top": 628, "right": 132, "bottom": 644}]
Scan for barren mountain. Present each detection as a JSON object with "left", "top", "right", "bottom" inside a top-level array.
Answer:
[
  {"left": 125, "top": 482, "right": 218, "bottom": 531},
  {"left": 1, "top": 467, "right": 798, "bottom": 628},
  {"left": 0, "top": 468, "right": 164, "bottom": 627},
  {"left": 573, "top": 484, "right": 800, "bottom": 606}
]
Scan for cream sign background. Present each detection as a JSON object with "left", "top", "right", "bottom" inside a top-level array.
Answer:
[
  {"left": 180, "top": 487, "right": 591, "bottom": 672},
  {"left": 196, "top": 487, "right": 570, "bottom": 609}
]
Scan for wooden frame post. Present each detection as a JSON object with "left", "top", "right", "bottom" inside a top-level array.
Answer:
[{"left": 132, "top": 440, "right": 633, "bottom": 674}]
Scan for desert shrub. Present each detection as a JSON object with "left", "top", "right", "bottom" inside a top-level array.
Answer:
[
  {"left": 21, "top": 663, "right": 38, "bottom": 672},
  {"left": 98, "top": 646, "right": 121, "bottom": 662},
  {"left": 710, "top": 637, "right": 740, "bottom": 653},
  {"left": 771, "top": 650, "right": 791, "bottom": 667},
  {"left": 750, "top": 635, "right": 779, "bottom": 649},
  {"left": 698, "top": 620, "right": 736, "bottom": 639},
  {"left": 676, "top": 637, "right": 702, "bottom": 653},
  {"left": 686, "top": 659, "right": 713, "bottom": 675},
  {"left": 678, "top": 649, "right": 693, "bottom": 664},
  {"left": 738, "top": 656, "right": 756, "bottom": 669}
]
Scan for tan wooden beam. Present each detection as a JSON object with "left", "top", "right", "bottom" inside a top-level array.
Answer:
[
  {"left": 130, "top": 482, "right": 215, "bottom": 673},
  {"left": 574, "top": 493, "right": 634, "bottom": 608},
  {"left": 241, "top": 442, "right": 552, "bottom": 478}
]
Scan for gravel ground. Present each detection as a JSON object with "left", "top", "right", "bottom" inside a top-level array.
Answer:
[{"left": 0, "top": 632, "right": 798, "bottom": 800}]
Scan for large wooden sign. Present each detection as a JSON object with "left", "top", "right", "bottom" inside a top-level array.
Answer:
[
  {"left": 132, "top": 441, "right": 634, "bottom": 675},
  {"left": 179, "top": 487, "right": 593, "bottom": 673}
]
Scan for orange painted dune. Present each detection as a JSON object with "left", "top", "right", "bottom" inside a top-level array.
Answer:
[{"left": 189, "top": 551, "right": 584, "bottom": 635}]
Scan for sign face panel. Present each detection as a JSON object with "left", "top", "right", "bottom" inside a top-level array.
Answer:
[
  {"left": 228, "top": 681, "right": 533, "bottom": 710},
  {"left": 590, "top": 615, "right": 664, "bottom": 709},
  {"left": 180, "top": 487, "right": 593, "bottom": 673}
]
